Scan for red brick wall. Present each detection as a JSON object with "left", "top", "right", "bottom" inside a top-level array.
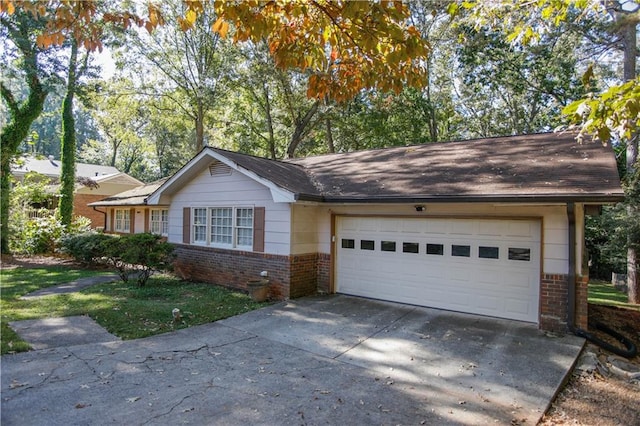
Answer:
[
  {"left": 576, "top": 276, "right": 589, "bottom": 330},
  {"left": 540, "top": 274, "right": 569, "bottom": 332},
  {"left": 173, "top": 245, "right": 329, "bottom": 300},
  {"left": 317, "top": 253, "right": 331, "bottom": 294},
  {"left": 290, "top": 254, "right": 318, "bottom": 298},
  {"left": 539, "top": 273, "right": 589, "bottom": 332},
  {"left": 73, "top": 194, "right": 107, "bottom": 228}
]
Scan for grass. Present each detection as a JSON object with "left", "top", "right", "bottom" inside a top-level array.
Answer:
[
  {"left": 588, "top": 279, "right": 640, "bottom": 312},
  {"left": 1, "top": 265, "right": 269, "bottom": 355}
]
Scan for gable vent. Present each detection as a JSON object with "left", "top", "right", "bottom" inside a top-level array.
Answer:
[{"left": 209, "top": 161, "right": 231, "bottom": 176}]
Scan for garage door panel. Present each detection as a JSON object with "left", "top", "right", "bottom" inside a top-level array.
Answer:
[{"left": 336, "top": 217, "right": 540, "bottom": 323}]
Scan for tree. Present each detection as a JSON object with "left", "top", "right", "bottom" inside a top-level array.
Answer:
[
  {"left": 455, "top": 23, "right": 584, "bottom": 137},
  {"left": 123, "top": 0, "right": 236, "bottom": 153},
  {"left": 57, "top": 38, "right": 78, "bottom": 225},
  {"left": 0, "top": 8, "right": 49, "bottom": 253},
  {"left": 1, "top": 0, "right": 157, "bottom": 252}
]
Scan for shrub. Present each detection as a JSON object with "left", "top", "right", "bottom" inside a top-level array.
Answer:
[
  {"left": 60, "top": 232, "right": 116, "bottom": 264},
  {"left": 102, "top": 233, "right": 175, "bottom": 286},
  {"left": 10, "top": 214, "right": 92, "bottom": 255}
]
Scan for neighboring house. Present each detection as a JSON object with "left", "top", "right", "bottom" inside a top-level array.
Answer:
[
  {"left": 88, "top": 179, "right": 169, "bottom": 235},
  {"left": 93, "top": 132, "right": 624, "bottom": 332},
  {"left": 12, "top": 155, "right": 143, "bottom": 227}
]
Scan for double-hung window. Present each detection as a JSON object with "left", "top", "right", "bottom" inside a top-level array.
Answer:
[
  {"left": 192, "top": 207, "right": 253, "bottom": 248},
  {"left": 235, "top": 208, "right": 253, "bottom": 247},
  {"left": 193, "top": 208, "right": 208, "bottom": 243},
  {"left": 150, "top": 209, "right": 169, "bottom": 236},
  {"left": 114, "top": 209, "right": 130, "bottom": 233},
  {"left": 210, "top": 208, "right": 233, "bottom": 245}
]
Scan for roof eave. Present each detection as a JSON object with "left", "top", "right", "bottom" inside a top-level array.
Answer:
[{"left": 315, "top": 193, "right": 625, "bottom": 204}]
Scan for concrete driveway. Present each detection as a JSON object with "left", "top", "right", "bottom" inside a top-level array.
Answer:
[{"left": 1, "top": 295, "right": 583, "bottom": 425}]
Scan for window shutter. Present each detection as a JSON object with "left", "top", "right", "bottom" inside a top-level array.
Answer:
[
  {"left": 110, "top": 208, "right": 115, "bottom": 232},
  {"left": 144, "top": 209, "right": 150, "bottom": 233},
  {"left": 253, "top": 207, "right": 265, "bottom": 252},
  {"left": 130, "top": 208, "right": 136, "bottom": 233},
  {"left": 183, "top": 207, "right": 191, "bottom": 244}
]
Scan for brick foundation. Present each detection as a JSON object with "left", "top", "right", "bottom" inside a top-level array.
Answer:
[
  {"left": 174, "top": 245, "right": 587, "bottom": 332},
  {"left": 539, "top": 273, "right": 589, "bottom": 332},
  {"left": 317, "top": 253, "right": 331, "bottom": 294},
  {"left": 173, "top": 244, "right": 330, "bottom": 300}
]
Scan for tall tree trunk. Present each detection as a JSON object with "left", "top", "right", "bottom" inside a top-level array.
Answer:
[
  {"left": 0, "top": 37, "right": 48, "bottom": 253},
  {"left": 195, "top": 100, "right": 205, "bottom": 153},
  {"left": 623, "top": 19, "right": 639, "bottom": 303},
  {"left": 326, "top": 117, "right": 335, "bottom": 153},
  {"left": 286, "top": 101, "right": 319, "bottom": 159},
  {"left": 58, "top": 39, "right": 78, "bottom": 226},
  {"left": 262, "top": 83, "right": 277, "bottom": 160}
]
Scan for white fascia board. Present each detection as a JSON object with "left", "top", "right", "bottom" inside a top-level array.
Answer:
[
  {"left": 147, "top": 148, "right": 296, "bottom": 205},
  {"left": 146, "top": 149, "right": 214, "bottom": 205}
]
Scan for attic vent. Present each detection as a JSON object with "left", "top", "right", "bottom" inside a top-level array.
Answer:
[{"left": 209, "top": 161, "right": 231, "bottom": 176}]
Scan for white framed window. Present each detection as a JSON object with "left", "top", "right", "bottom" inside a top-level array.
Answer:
[
  {"left": 193, "top": 208, "right": 208, "bottom": 243},
  {"left": 150, "top": 209, "right": 169, "bottom": 236},
  {"left": 210, "top": 207, "right": 233, "bottom": 244},
  {"left": 235, "top": 208, "right": 253, "bottom": 247},
  {"left": 114, "top": 209, "right": 130, "bottom": 233},
  {"left": 191, "top": 206, "right": 253, "bottom": 249}
]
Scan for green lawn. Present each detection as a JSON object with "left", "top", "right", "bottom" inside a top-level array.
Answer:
[
  {"left": 1, "top": 266, "right": 269, "bottom": 355},
  {"left": 588, "top": 279, "right": 640, "bottom": 311}
]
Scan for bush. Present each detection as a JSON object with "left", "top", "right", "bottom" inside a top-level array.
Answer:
[
  {"left": 102, "top": 233, "right": 175, "bottom": 286},
  {"left": 10, "top": 214, "right": 92, "bottom": 255},
  {"left": 60, "top": 232, "right": 116, "bottom": 264}
]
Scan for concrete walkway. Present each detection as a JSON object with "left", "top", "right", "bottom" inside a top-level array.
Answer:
[
  {"left": 2, "top": 296, "right": 584, "bottom": 425},
  {"left": 20, "top": 273, "right": 120, "bottom": 299}
]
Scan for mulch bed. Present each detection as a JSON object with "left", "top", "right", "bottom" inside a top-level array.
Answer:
[{"left": 541, "top": 304, "right": 640, "bottom": 425}]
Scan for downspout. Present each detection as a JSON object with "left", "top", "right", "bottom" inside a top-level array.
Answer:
[
  {"left": 566, "top": 203, "right": 637, "bottom": 357},
  {"left": 93, "top": 206, "right": 107, "bottom": 231},
  {"left": 566, "top": 203, "right": 577, "bottom": 331}
]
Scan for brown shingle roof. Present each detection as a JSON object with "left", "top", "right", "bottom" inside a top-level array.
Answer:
[
  {"left": 208, "top": 148, "right": 319, "bottom": 196},
  {"left": 88, "top": 179, "right": 168, "bottom": 206},
  {"left": 287, "top": 132, "right": 624, "bottom": 203}
]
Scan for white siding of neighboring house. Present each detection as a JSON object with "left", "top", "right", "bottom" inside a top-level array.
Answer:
[
  {"left": 291, "top": 202, "right": 580, "bottom": 275},
  {"left": 166, "top": 167, "right": 292, "bottom": 255}
]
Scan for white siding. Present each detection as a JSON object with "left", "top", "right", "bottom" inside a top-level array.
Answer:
[
  {"left": 292, "top": 203, "right": 573, "bottom": 274},
  {"left": 166, "top": 168, "right": 291, "bottom": 255}
]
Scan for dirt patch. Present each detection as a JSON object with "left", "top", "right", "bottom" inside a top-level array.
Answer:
[
  {"left": 540, "top": 304, "right": 640, "bottom": 425},
  {"left": 0, "top": 254, "right": 81, "bottom": 270}
]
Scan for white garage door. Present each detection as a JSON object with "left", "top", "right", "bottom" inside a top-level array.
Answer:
[{"left": 336, "top": 217, "right": 541, "bottom": 322}]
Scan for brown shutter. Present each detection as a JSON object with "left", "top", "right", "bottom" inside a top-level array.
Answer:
[
  {"left": 109, "top": 208, "right": 115, "bottom": 232},
  {"left": 129, "top": 208, "right": 136, "bottom": 233},
  {"left": 144, "top": 209, "right": 150, "bottom": 233},
  {"left": 183, "top": 207, "right": 191, "bottom": 244},
  {"left": 253, "top": 207, "right": 265, "bottom": 252}
]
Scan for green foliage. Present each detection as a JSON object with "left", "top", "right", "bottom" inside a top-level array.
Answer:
[
  {"left": 563, "top": 78, "right": 640, "bottom": 142},
  {"left": 101, "top": 233, "right": 175, "bottom": 287},
  {"left": 9, "top": 214, "right": 92, "bottom": 255},
  {"left": 57, "top": 39, "right": 78, "bottom": 226},
  {"left": 8, "top": 174, "right": 91, "bottom": 254},
  {"left": 586, "top": 169, "right": 640, "bottom": 279},
  {"left": 60, "top": 232, "right": 115, "bottom": 264},
  {"left": 1, "top": 5, "right": 54, "bottom": 253}
]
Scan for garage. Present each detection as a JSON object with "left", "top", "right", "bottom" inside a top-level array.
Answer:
[{"left": 336, "top": 216, "right": 541, "bottom": 322}]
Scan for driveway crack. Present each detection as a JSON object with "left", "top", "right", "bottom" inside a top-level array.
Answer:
[{"left": 333, "top": 307, "right": 416, "bottom": 359}]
